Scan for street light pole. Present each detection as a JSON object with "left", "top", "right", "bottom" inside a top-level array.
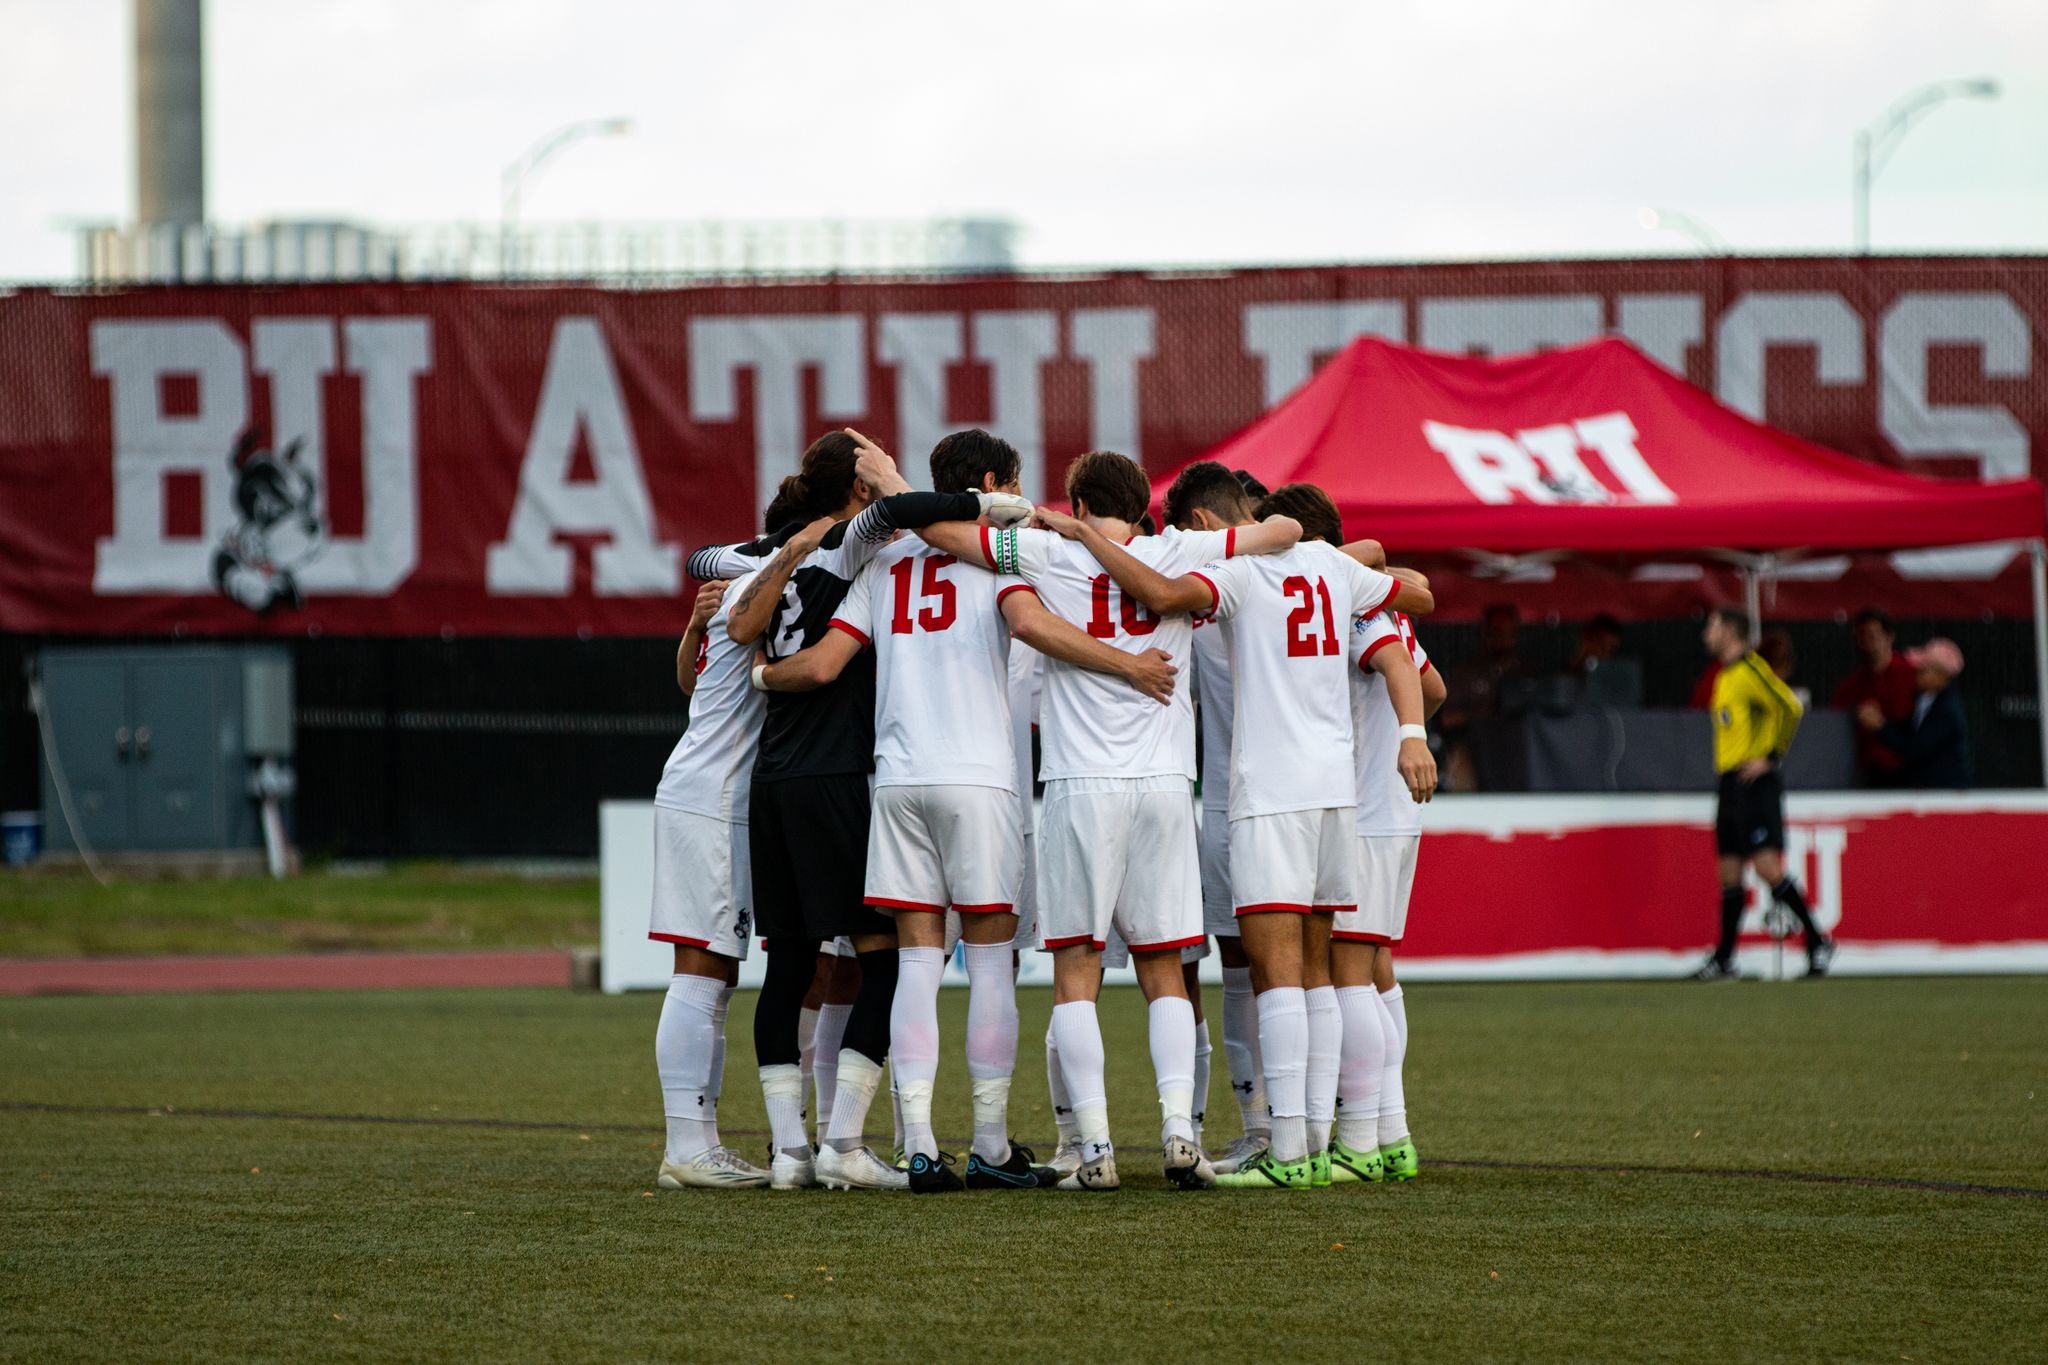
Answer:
[
  {"left": 499, "top": 117, "right": 633, "bottom": 275},
  {"left": 1637, "top": 206, "right": 1729, "bottom": 255},
  {"left": 1853, "top": 78, "right": 1998, "bottom": 253}
]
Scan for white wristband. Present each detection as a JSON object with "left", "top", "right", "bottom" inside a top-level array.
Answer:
[
  {"left": 750, "top": 664, "right": 770, "bottom": 692},
  {"left": 1399, "top": 724, "right": 1429, "bottom": 742}
]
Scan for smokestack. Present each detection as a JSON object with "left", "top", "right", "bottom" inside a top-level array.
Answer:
[{"left": 135, "top": 0, "right": 205, "bottom": 224}]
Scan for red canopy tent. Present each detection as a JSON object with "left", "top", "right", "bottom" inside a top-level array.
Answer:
[{"left": 1149, "top": 335, "right": 2048, "bottom": 778}]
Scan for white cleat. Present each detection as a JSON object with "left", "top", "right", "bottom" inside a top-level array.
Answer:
[
  {"left": 1054, "top": 1151, "right": 1120, "bottom": 1191},
  {"left": 1162, "top": 1136, "right": 1216, "bottom": 1189},
  {"left": 1211, "top": 1133, "right": 1270, "bottom": 1175},
  {"left": 657, "top": 1146, "right": 772, "bottom": 1190},
  {"left": 1045, "top": 1140, "right": 1084, "bottom": 1179},
  {"left": 815, "top": 1144, "right": 911, "bottom": 1191},
  {"left": 770, "top": 1149, "right": 818, "bottom": 1190}
]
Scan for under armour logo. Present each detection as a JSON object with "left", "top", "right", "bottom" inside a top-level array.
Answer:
[
  {"left": 1233, "top": 1081, "right": 1255, "bottom": 1096},
  {"left": 1054, "top": 1104, "right": 1071, "bottom": 1116}
]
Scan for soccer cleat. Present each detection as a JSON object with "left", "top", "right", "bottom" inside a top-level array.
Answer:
[
  {"left": 658, "top": 1146, "right": 772, "bottom": 1189},
  {"left": 1211, "top": 1132, "right": 1270, "bottom": 1175},
  {"left": 770, "top": 1148, "right": 818, "bottom": 1190},
  {"left": 1327, "top": 1138, "right": 1385, "bottom": 1184},
  {"left": 1215, "top": 1151, "right": 1314, "bottom": 1189},
  {"left": 1161, "top": 1135, "right": 1216, "bottom": 1190},
  {"left": 1380, "top": 1137, "right": 1419, "bottom": 1181},
  {"left": 1044, "top": 1140, "right": 1084, "bottom": 1179},
  {"left": 965, "top": 1142, "right": 1059, "bottom": 1190},
  {"left": 1309, "top": 1148, "right": 1333, "bottom": 1188},
  {"left": 1806, "top": 938, "right": 1837, "bottom": 978},
  {"left": 815, "top": 1144, "right": 910, "bottom": 1191},
  {"left": 1054, "top": 1151, "right": 1120, "bottom": 1191},
  {"left": 889, "top": 1146, "right": 909, "bottom": 1172},
  {"left": 906, "top": 1150, "right": 965, "bottom": 1194},
  {"left": 1689, "top": 957, "right": 1741, "bottom": 982}
]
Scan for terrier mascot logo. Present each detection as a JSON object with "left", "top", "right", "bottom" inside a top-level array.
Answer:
[{"left": 212, "top": 430, "right": 326, "bottom": 615}]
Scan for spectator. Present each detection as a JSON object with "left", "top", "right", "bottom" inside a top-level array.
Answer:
[
  {"left": 1439, "top": 602, "right": 1525, "bottom": 790},
  {"left": 1756, "top": 629, "right": 1809, "bottom": 708},
  {"left": 1832, "top": 607, "right": 1918, "bottom": 788},
  {"left": 1569, "top": 614, "right": 1624, "bottom": 673},
  {"left": 1857, "top": 638, "right": 1971, "bottom": 789}
]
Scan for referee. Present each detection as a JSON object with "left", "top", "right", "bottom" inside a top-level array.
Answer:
[{"left": 1692, "top": 607, "right": 1835, "bottom": 980}]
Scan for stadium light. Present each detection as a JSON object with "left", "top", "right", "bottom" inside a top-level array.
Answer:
[
  {"left": 1637, "top": 206, "right": 1728, "bottom": 255},
  {"left": 1853, "top": 78, "right": 1999, "bottom": 253},
  {"left": 499, "top": 117, "right": 635, "bottom": 271}
]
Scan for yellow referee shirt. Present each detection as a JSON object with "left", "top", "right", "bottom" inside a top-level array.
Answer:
[{"left": 1710, "top": 651, "right": 1804, "bottom": 773}]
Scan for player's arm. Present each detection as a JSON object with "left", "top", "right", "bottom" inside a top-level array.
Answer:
[
  {"left": 1751, "top": 657, "right": 1805, "bottom": 757},
  {"left": 1030, "top": 508, "right": 1212, "bottom": 615},
  {"left": 675, "top": 580, "right": 727, "bottom": 695},
  {"left": 1341, "top": 538, "right": 1387, "bottom": 570},
  {"left": 999, "top": 589, "right": 1178, "bottom": 706},
  {"left": 916, "top": 519, "right": 997, "bottom": 567},
  {"left": 1380, "top": 571, "right": 1434, "bottom": 617},
  {"left": 752, "top": 629, "right": 865, "bottom": 693},
  {"left": 838, "top": 430, "right": 1031, "bottom": 574},
  {"left": 1420, "top": 661, "right": 1448, "bottom": 720},
  {"left": 724, "top": 516, "right": 835, "bottom": 645},
  {"left": 1369, "top": 642, "right": 1439, "bottom": 804}
]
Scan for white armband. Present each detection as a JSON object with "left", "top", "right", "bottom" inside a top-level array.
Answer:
[
  {"left": 1399, "top": 724, "right": 1429, "bottom": 742},
  {"left": 750, "top": 664, "right": 770, "bottom": 692}
]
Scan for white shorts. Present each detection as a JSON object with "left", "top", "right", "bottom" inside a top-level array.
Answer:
[
  {"left": 1102, "top": 925, "right": 1210, "bottom": 971},
  {"left": 1199, "top": 803, "right": 1236, "bottom": 938},
  {"left": 1037, "top": 776, "right": 1202, "bottom": 956},
  {"left": 1334, "top": 833, "right": 1420, "bottom": 944},
  {"left": 865, "top": 783, "right": 1023, "bottom": 918},
  {"left": 1229, "top": 806, "right": 1358, "bottom": 917},
  {"left": 648, "top": 807, "right": 752, "bottom": 960}
]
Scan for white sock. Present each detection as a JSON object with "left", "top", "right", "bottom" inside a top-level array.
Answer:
[
  {"left": 1221, "top": 965, "right": 1268, "bottom": 1137},
  {"left": 889, "top": 946, "right": 945, "bottom": 1160},
  {"left": 963, "top": 940, "right": 1019, "bottom": 1163},
  {"left": 1378, "top": 984, "right": 1410, "bottom": 1144},
  {"left": 1304, "top": 985, "right": 1340, "bottom": 1155},
  {"left": 824, "top": 1050, "right": 886, "bottom": 1154},
  {"left": 656, "top": 973, "right": 723, "bottom": 1164},
  {"left": 890, "top": 1067, "right": 905, "bottom": 1155},
  {"left": 797, "top": 1003, "right": 820, "bottom": 1094},
  {"left": 1191, "top": 1015, "right": 1213, "bottom": 1150},
  {"left": 1335, "top": 985, "right": 1385, "bottom": 1151},
  {"left": 707, "top": 984, "right": 734, "bottom": 1144},
  {"left": 811, "top": 1002, "right": 851, "bottom": 1140},
  {"left": 1050, "top": 1000, "right": 1111, "bottom": 1162},
  {"left": 1257, "top": 987, "right": 1309, "bottom": 1163},
  {"left": 1046, "top": 1020, "right": 1079, "bottom": 1149},
  {"left": 759, "top": 1063, "right": 808, "bottom": 1159},
  {"left": 1148, "top": 995, "right": 1198, "bottom": 1145}
]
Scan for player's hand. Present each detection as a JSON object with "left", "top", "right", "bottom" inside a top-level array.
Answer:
[
  {"left": 1855, "top": 701, "right": 1884, "bottom": 731},
  {"left": 1736, "top": 757, "right": 1773, "bottom": 782},
  {"left": 978, "top": 491, "right": 1033, "bottom": 528},
  {"left": 688, "top": 579, "right": 727, "bottom": 630},
  {"left": 846, "top": 428, "right": 911, "bottom": 498},
  {"left": 1398, "top": 736, "right": 1438, "bottom": 803},
  {"left": 1032, "top": 506, "right": 1085, "bottom": 540},
  {"left": 791, "top": 515, "right": 836, "bottom": 556},
  {"left": 1122, "top": 647, "right": 1178, "bottom": 705},
  {"left": 1391, "top": 565, "right": 1430, "bottom": 592}
]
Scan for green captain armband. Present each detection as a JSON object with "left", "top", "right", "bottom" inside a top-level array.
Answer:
[{"left": 992, "top": 526, "right": 1022, "bottom": 576}]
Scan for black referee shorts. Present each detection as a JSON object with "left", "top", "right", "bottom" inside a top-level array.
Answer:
[
  {"left": 749, "top": 774, "right": 893, "bottom": 942},
  {"left": 1714, "top": 769, "right": 1786, "bottom": 857}
]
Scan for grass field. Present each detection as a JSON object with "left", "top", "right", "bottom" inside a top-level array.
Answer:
[
  {"left": 3, "top": 977, "right": 2044, "bottom": 1363},
  {"left": 0, "top": 864, "right": 596, "bottom": 957}
]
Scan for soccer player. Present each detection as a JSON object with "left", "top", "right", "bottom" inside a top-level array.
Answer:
[
  {"left": 1331, "top": 607, "right": 1443, "bottom": 1184},
  {"left": 1060, "top": 481, "right": 1432, "bottom": 1189},
  {"left": 754, "top": 429, "right": 1175, "bottom": 1192},
  {"left": 922, "top": 451, "right": 1302, "bottom": 1190},
  {"left": 1692, "top": 607, "right": 1835, "bottom": 981},
  {"left": 694, "top": 431, "right": 1031, "bottom": 1190}
]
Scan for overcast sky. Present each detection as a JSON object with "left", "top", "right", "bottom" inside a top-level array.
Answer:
[{"left": 3, "top": 0, "right": 2044, "bottom": 279}]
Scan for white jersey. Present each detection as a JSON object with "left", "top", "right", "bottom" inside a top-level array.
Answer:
[
  {"left": 1008, "top": 641, "right": 1044, "bottom": 836},
  {"left": 830, "top": 539, "right": 1030, "bottom": 791},
  {"left": 1350, "top": 609, "right": 1433, "bottom": 836},
  {"left": 1194, "top": 541, "right": 1399, "bottom": 821},
  {"left": 988, "top": 523, "right": 1237, "bottom": 782},
  {"left": 653, "top": 569, "right": 766, "bottom": 823},
  {"left": 1191, "top": 617, "right": 1233, "bottom": 815}
]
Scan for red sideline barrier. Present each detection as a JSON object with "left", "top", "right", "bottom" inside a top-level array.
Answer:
[{"left": 0, "top": 949, "right": 572, "bottom": 997}]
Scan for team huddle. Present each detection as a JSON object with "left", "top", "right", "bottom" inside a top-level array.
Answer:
[{"left": 649, "top": 426, "right": 1443, "bottom": 1192}]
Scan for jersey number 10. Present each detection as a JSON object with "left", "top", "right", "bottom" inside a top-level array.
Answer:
[
  {"left": 890, "top": 554, "right": 958, "bottom": 634},
  {"left": 1087, "top": 575, "right": 1160, "bottom": 639},
  {"left": 1285, "top": 575, "right": 1340, "bottom": 657}
]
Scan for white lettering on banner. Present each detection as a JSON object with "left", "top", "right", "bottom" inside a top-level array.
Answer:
[
  {"left": 1243, "top": 302, "right": 1405, "bottom": 405},
  {"left": 1069, "top": 308, "right": 1155, "bottom": 462},
  {"left": 92, "top": 320, "right": 249, "bottom": 592},
  {"left": 1878, "top": 292, "right": 2031, "bottom": 482},
  {"left": 487, "top": 317, "right": 678, "bottom": 596},
  {"left": 1417, "top": 296, "right": 1602, "bottom": 356},
  {"left": 1744, "top": 824, "right": 1846, "bottom": 936},
  {"left": 1427, "top": 412, "right": 1676, "bottom": 506},
  {"left": 876, "top": 314, "right": 964, "bottom": 478},
  {"left": 1614, "top": 294, "right": 1704, "bottom": 374},
  {"left": 309, "top": 320, "right": 428, "bottom": 593},
  {"left": 1714, "top": 292, "right": 1864, "bottom": 423},
  {"left": 687, "top": 315, "right": 865, "bottom": 501},
  {"left": 970, "top": 312, "right": 1058, "bottom": 502}
]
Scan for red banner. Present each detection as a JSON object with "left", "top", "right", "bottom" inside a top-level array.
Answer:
[{"left": 3, "top": 258, "right": 2045, "bottom": 637}]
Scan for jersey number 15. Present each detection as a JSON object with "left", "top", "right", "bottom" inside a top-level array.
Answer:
[{"left": 890, "top": 554, "right": 958, "bottom": 634}]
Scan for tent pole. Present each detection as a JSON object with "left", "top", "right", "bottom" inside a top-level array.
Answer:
[
  {"left": 1740, "top": 559, "right": 1762, "bottom": 646},
  {"left": 2031, "top": 539, "right": 2048, "bottom": 790}
]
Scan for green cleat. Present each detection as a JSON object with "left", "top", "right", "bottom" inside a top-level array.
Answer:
[
  {"left": 1310, "top": 1149, "right": 1333, "bottom": 1187},
  {"left": 1379, "top": 1137, "right": 1418, "bottom": 1181},
  {"left": 1216, "top": 1151, "right": 1315, "bottom": 1190},
  {"left": 1328, "top": 1138, "right": 1384, "bottom": 1184}
]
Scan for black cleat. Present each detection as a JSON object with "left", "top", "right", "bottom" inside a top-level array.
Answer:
[
  {"left": 1805, "top": 938, "right": 1837, "bottom": 978},
  {"left": 1689, "top": 957, "right": 1741, "bottom": 981},
  {"left": 965, "top": 1141, "right": 1059, "bottom": 1190},
  {"left": 907, "top": 1150, "right": 965, "bottom": 1193}
]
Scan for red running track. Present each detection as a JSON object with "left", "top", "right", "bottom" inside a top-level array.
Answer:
[{"left": 0, "top": 951, "right": 571, "bottom": 996}]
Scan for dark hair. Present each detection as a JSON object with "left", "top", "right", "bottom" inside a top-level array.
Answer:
[
  {"left": 1064, "top": 450, "right": 1151, "bottom": 523},
  {"left": 1852, "top": 606, "right": 1896, "bottom": 636},
  {"left": 1234, "top": 469, "right": 1269, "bottom": 501},
  {"left": 1588, "top": 613, "right": 1623, "bottom": 637},
  {"left": 1254, "top": 482, "right": 1343, "bottom": 545},
  {"left": 772, "top": 431, "right": 861, "bottom": 522},
  {"left": 1163, "top": 461, "right": 1256, "bottom": 530},
  {"left": 1137, "top": 511, "right": 1158, "bottom": 537},
  {"left": 1483, "top": 602, "right": 1519, "bottom": 624},
  {"left": 929, "top": 428, "right": 1020, "bottom": 495},
  {"left": 1713, "top": 606, "right": 1752, "bottom": 640}
]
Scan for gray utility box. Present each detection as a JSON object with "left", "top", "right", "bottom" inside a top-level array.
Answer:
[{"left": 36, "top": 646, "right": 292, "bottom": 854}]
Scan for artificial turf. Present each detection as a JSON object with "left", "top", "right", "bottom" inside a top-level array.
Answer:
[{"left": 2, "top": 977, "right": 2043, "bottom": 1362}]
